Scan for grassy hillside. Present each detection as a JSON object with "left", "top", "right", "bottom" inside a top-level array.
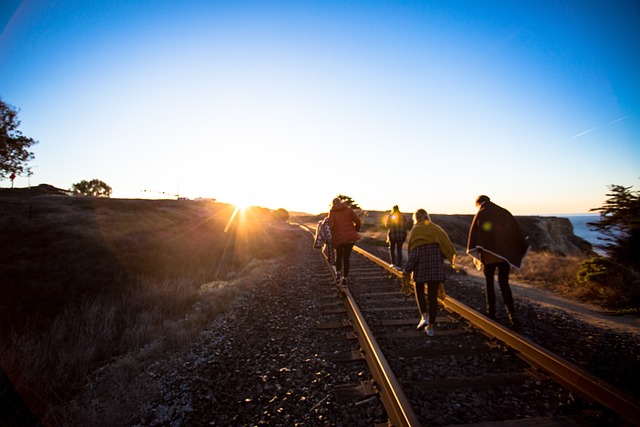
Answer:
[{"left": 0, "top": 186, "right": 298, "bottom": 422}]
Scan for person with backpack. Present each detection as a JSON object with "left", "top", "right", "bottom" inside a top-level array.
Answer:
[{"left": 384, "top": 205, "right": 409, "bottom": 268}]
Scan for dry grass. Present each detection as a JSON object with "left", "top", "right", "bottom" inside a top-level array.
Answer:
[
  {"left": 512, "top": 251, "right": 584, "bottom": 291},
  {"left": 0, "top": 191, "right": 296, "bottom": 424}
]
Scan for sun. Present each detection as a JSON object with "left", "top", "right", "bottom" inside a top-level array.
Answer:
[
  {"left": 230, "top": 193, "right": 254, "bottom": 211},
  {"left": 232, "top": 201, "right": 248, "bottom": 211},
  {"left": 223, "top": 197, "right": 254, "bottom": 233}
]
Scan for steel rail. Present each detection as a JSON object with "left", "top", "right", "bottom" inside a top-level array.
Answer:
[
  {"left": 354, "top": 244, "right": 640, "bottom": 426},
  {"left": 340, "top": 284, "right": 422, "bottom": 427},
  {"left": 297, "top": 224, "right": 421, "bottom": 426}
]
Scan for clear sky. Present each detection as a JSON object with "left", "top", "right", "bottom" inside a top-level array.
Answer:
[{"left": 1, "top": 0, "right": 638, "bottom": 215}]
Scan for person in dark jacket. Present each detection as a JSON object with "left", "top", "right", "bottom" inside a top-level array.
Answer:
[
  {"left": 328, "top": 197, "right": 361, "bottom": 284},
  {"left": 466, "top": 195, "right": 529, "bottom": 326},
  {"left": 384, "top": 205, "right": 409, "bottom": 268}
]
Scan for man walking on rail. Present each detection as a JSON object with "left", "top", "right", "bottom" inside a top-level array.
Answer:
[
  {"left": 384, "top": 205, "right": 410, "bottom": 269},
  {"left": 466, "top": 195, "right": 529, "bottom": 326}
]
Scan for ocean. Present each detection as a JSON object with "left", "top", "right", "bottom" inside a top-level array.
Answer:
[{"left": 554, "top": 214, "right": 607, "bottom": 254}]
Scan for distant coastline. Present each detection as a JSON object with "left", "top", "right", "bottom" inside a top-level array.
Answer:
[{"left": 552, "top": 214, "right": 606, "bottom": 255}]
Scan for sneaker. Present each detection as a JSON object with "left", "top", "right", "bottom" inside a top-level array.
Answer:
[
  {"left": 416, "top": 316, "right": 429, "bottom": 330},
  {"left": 425, "top": 325, "right": 435, "bottom": 336},
  {"left": 335, "top": 272, "right": 342, "bottom": 283}
]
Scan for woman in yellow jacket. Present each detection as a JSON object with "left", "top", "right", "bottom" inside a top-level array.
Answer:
[{"left": 403, "top": 209, "right": 455, "bottom": 336}]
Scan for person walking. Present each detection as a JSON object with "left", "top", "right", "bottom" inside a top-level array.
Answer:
[
  {"left": 328, "top": 197, "right": 361, "bottom": 284},
  {"left": 313, "top": 216, "right": 335, "bottom": 266},
  {"left": 384, "top": 205, "right": 409, "bottom": 268},
  {"left": 402, "top": 209, "right": 456, "bottom": 336},
  {"left": 466, "top": 195, "right": 529, "bottom": 326}
]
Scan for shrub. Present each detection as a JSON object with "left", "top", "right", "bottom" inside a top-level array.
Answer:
[
  {"left": 273, "top": 208, "right": 289, "bottom": 222},
  {"left": 512, "top": 251, "right": 582, "bottom": 289},
  {"left": 574, "top": 257, "right": 640, "bottom": 309},
  {"left": 576, "top": 257, "right": 619, "bottom": 285}
]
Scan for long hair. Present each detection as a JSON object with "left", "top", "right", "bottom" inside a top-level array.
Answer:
[{"left": 413, "top": 209, "right": 431, "bottom": 224}]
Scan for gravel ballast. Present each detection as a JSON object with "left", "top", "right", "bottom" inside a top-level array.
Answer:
[{"left": 68, "top": 227, "right": 640, "bottom": 426}]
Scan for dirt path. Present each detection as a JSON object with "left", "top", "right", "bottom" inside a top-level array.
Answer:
[{"left": 464, "top": 269, "right": 640, "bottom": 336}]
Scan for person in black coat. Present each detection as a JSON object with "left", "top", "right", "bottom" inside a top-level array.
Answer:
[{"left": 467, "top": 195, "right": 529, "bottom": 325}]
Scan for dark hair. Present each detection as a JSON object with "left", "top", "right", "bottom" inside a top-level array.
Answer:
[{"left": 476, "top": 195, "right": 490, "bottom": 205}]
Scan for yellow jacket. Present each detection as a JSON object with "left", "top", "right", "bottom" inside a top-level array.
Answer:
[{"left": 408, "top": 220, "right": 456, "bottom": 264}]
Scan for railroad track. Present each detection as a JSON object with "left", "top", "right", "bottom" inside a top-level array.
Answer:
[{"left": 302, "top": 225, "right": 640, "bottom": 426}]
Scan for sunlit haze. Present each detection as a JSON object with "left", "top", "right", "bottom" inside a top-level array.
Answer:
[{"left": 1, "top": 1, "right": 638, "bottom": 215}]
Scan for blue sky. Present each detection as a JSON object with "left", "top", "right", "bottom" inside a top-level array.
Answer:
[{"left": 1, "top": 0, "right": 638, "bottom": 215}]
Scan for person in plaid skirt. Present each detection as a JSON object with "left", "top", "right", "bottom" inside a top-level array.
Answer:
[{"left": 402, "top": 209, "right": 456, "bottom": 336}]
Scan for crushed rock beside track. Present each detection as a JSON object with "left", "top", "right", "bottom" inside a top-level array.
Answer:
[{"left": 66, "top": 227, "right": 640, "bottom": 425}]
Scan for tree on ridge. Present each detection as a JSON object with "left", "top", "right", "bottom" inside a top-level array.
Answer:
[
  {"left": 0, "top": 98, "right": 38, "bottom": 180},
  {"left": 71, "top": 179, "right": 113, "bottom": 198},
  {"left": 336, "top": 194, "right": 361, "bottom": 210},
  {"left": 589, "top": 183, "right": 640, "bottom": 270}
]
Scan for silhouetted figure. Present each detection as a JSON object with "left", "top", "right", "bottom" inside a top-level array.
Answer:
[
  {"left": 466, "top": 195, "right": 529, "bottom": 326},
  {"left": 384, "top": 205, "right": 409, "bottom": 268},
  {"left": 313, "top": 216, "right": 335, "bottom": 265}
]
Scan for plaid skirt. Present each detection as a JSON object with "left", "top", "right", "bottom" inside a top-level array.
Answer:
[{"left": 404, "top": 243, "right": 445, "bottom": 283}]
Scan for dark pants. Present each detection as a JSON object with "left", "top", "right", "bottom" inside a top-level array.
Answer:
[
  {"left": 483, "top": 262, "right": 515, "bottom": 317},
  {"left": 415, "top": 281, "right": 440, "bottom": 324},
  {"left": 335, "top": 243, "right": 355, "bottom": 277},
  {"left": 389, "top": 240, "right": 403, "bottom": 267}
]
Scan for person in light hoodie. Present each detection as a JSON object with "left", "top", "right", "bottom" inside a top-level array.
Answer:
[
  {"left": 466, "top": 195, "right": 529, "bottom": 326},
  {"left": 328, "top": 197, "right": 361, "bottom": 284}
]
